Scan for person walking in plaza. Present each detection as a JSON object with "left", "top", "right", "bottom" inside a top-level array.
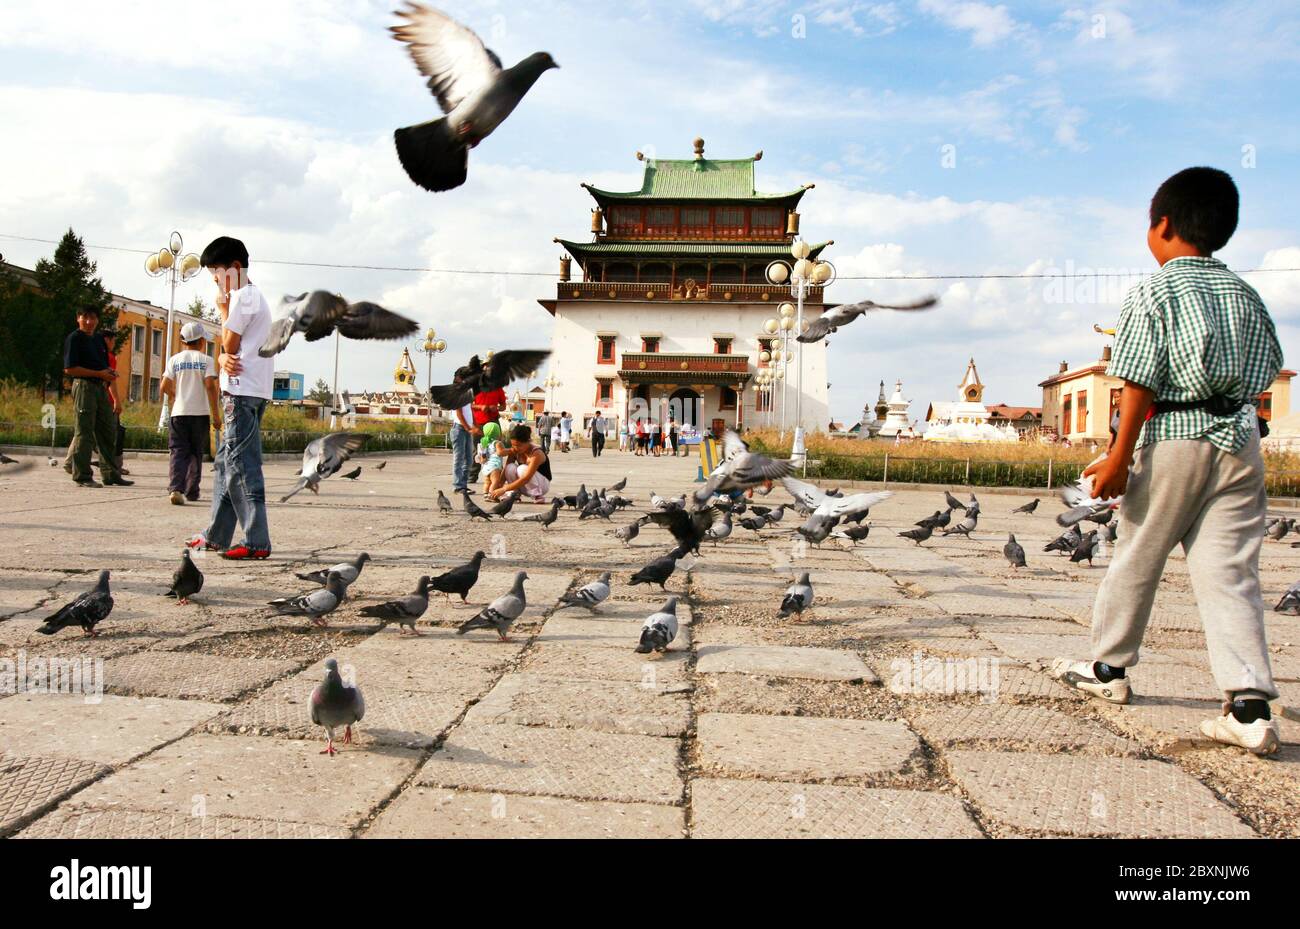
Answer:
[
  {"left": 618, "top": 418, "right": 628, "bottom": 453},
  {"left": 1050, "top": 167, "right": 1284, "bottom": 755},
  {"left": 589, "top": 410, "right": 606, "bottom": 457},
  {"left": 187, "top": 236, "right": 274, "bottom": 560},
  {"left": 535, "top": 410, "right": 551, "bottom": 454},
  {"left": 667, "top": 415, "right": 679, "bottom": 457},
  {"left": 160, "top": 321, "right": 220, "bottom": 505},
  {"left": 559, "top": 411, "right": 572, "bottom": 452},
  {"left": 62, "top": 306, "right": 132, "bottom": 488}
]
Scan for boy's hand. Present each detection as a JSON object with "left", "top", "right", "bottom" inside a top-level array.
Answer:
[
  {"left": 1083, "top": 455, "right": 1129, "bottom": 501},
  {"left": 218, "top": 352, "right": 242, "bottom": 376}
]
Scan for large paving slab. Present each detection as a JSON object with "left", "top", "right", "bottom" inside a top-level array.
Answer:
[
  {"left": 519, "top": 642, "right": 691, "bottom": 689},
  {"left": 462, "top": 673, "right": 690, "bottom": 737},
  {"left": 945, "top": 751, "right": 1256, "bottom": 837},
  {"left": 689, "top": 778, "right": 983, "bottom": 838},
  {"left": 102, "top": 650, "right": 300, "bottom": 701},
  {"left": 16, "top": 806, "right": 350, "bottom": 838},
  {"left": 417, "top": 723, "right": 681, "bottom": 805},
  {"left": 697, "top": 713, "right": 921, "bottom": 779},
  {"left": 0, "top": 693, "right": 222, "bottom": 766},
  {"left": 63, "top": 733, "right": 421, "bottom": 828},
  {"left": 365, "top": 786, "right": 684, "bottom": 839},
  {"left": 0, "top": 752, "right": 109, "bottom": 836},
  {"left": 695, "top": 644, "right": 878, "bottom": 682},
  {"left": 911, "top": 703, "right": 1138, "bottom": 755}
]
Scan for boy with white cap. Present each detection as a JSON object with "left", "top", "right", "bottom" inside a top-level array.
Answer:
[{"left": 161, "top": 320, "right": 220, "bottom": 505}]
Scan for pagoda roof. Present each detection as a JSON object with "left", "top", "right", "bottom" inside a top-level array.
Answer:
[
  {"left": 556, "top": 239, "right": 832, "bottom": 261},
  {"left": 581, "top": 142, "right": 810, "bottom": 206}
]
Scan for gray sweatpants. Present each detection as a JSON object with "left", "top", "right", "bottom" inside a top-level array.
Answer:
[{"left": 1091, "top": 431, "right": 1277, "bottom": 701}]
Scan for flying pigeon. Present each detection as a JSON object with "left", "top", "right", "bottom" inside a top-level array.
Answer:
[
  {"left": 280, "top": 433, "right": 367, "bottom": 502},
  {"left": 427, "top": 350, "right": 552, "bottom": 410},
  {"left": 1060, "top": 474, "right": 1123, "bottom": 508},
  {"left": 1004, "top": 534, "right": 1027, "bottom": 568},
  {"left": 429, "top": 551, "right": 486, "bottom": 604},
  {"left": 462, "top": 490, "right": 493, "bottom": 521},
  {"left": 270, "top": 571, "right": 348, "bottom": 626},
  {"left": 796, "top": 294, "right": 939, "bottom": 343},
  {"left": 557, "top": 572, "right": 611, "bottom": 612},
  {"left": 457, "top": 571, "right": 527, "bottom": 640},
  {"left": 311, "top": 657, "right": 365, "bottom": 755},
  {"left": 359, "top": 576, "right": 432, "bottom": 635},
  {"left": 781, "top": 477, "right": 892, "bottom": 523},
  {"left": 258, "top": 291, "right": 419, "bottom": 357},
  {"left": 944, "top": 491, "right": 967, "bottom": 511},
  {"left": 341, "top": 467, "right": 362, "bottom": 481},
  {"left": 390, "top": 2, "right": 559, "bottom": 193},
  {"left": 520, "top": 499, "right": 562, "bottom": 529},
  {"left": 694, "top": 431, "right": 793, "bottom": 504},
  {"left": 898, "top": 523, "right": 934, "bottom": 546},
  {"left": 1012, "top": 499, "right": 1040, "bottom": 515},
  {"left": 297, "top": 553, "right": 371, "bottom": 587},
  {"left": 614, "top": 518, "right": 644, "bottom": 546},
  {"left": 437, "top": 490, "right": 453, "bottom": 514},
  {"left": 778, "top": 572, "right": 814, "bottom": 617},
  {"left": 37, "top": 570, "right": 113, "bottom": 637},
  {"left": 644, "top": 507, "right": 720, "bottom": 556},
  {"left": 635, "top": 597, "right": 679, "bottom": 655},
  {"left": 796, "top": 513, "right": 841, "bottom": 546},
  {"left": 629, "top": 551, "right": 679, "bottom": 591},
  {"left": 165, "top": 549, "right": 204, "bottom": 605},
  {"left": 1274, "top": 580, "right": 1300, "bottom": 615},
  {"left": 1058, "top": 502, "right": 1114, "bottom": 529}
]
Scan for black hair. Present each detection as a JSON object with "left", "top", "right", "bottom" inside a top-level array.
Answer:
[
  {"left": 200, "top": 236, "right": 250, "bottom": 269},
  {"left": 510, "top": 424, "right": 532, "bottom": 442},
  {"left": 77, "top": 304, "right": 101, "bottom": 318},
  {"left": 1149, "top": 167, "right": 1239, "bottom": 254}
]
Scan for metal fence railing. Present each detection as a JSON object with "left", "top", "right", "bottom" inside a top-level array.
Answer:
[{"left": 0, "top": 422, "right": 449, "bottom": 455}]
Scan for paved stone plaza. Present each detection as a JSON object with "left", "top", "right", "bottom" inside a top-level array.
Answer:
[{"left": 1, "top": 447, "right": 1297, "bottom": 838}]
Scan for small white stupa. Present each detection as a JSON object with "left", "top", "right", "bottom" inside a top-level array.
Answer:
[
  {"left": 877, "top": 379, "right": 913, "bottom": 438},
  {"left": 924, "top": 358, "right": 1019, "bottom": 443}
]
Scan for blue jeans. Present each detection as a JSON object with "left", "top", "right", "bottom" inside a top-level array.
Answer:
[
  {"left": 450, "top": 423, "right": 473, "bottom": 492},
  {"left": 206, "top": 394, "right": 271, "bottom": 551}
]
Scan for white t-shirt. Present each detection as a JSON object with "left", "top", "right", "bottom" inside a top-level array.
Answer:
[
  {"left": 166, "top": 349, "right": 216, "bottom": 417},
  {"left": 220, "top": 282, "right": 274, "bottom": 399}
]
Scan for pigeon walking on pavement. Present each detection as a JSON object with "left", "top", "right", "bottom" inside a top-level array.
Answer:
[
  {"left": 462, "top": 490, "right": 493, "bottom": 521},
  {"left": 271, "top": 571, "right": 348, "bottom": 626},
  {"left": 457, "top": 571, "right": 528, "bottom": 641},
  {"left": 437, "top": 490, "right": 453, "bottom": 514},
  {"left": 832, "top": 523, "right": 872, "bottom": 544},
  {"left": 1045, "top": 525, "right": 1083, "bottom": 555},
  {"left": 490, "top": 490, "right": 519, "bottom": 518},
  {"left": 310, "top": 658, "right": 365, "bottom": 756},
  {"left": 942, "top": 511, "right": 978, "bottom": 538},
  {"left": 429, "top": 551, "right": 486, "bottom": 604},
  {"left": 614, "top": 518, "right": 644, "bottom": 547},
  {"left": 520, "top": 499, "right": 562, "bottom": 529},
  {"left": 898, "top": 523, "right": 934, "bottom": 546},
  {"left": 281, "top": 433, "right": 367, "bottom": 502},
  {"left": 37, "top": 570, "right": 113, "bottom": 637},
  {"left": 1274, "top": 580, "right": 1300, "bottom": 615},
  {"left": 297, "top": 553, "right": 371, "bottom": 588},
  {"left": 1012, "top": 499, "right": 1040, "bottom": 515},
  {"left": 778, "top": 572, "right": 814, "bottom": 618},
  {"left": 609, "top": 476, "right": 628, "bottom": 492},
  {"left": 390, "top": 2, "right": 560, "bottom": 193},
  {"left": 629, "top": 551, "right": 679, "bottom": 591},
  {"left": 259, "top": 291, "right": 419, "bottom": 357},
  {"left": 341, "top": 467, "right": 362, "bottom": 481},
  {"left": 556, "top": 572, "right": 611, "bottom": 612},
  {"left": 1070, "top": 530, "right": 1101, "bottom": 566},
  {"left": 1004, "top": 534, "right": 1027, "bottom": 568},
  {"left": 359, "top": 576, "right": 432, "bottom": 635},
  {"left": 635, "top": 597, "right": 680, "bottom": 655},
  {"left": 165, "top": 550, "right": 204, "bottom": 605},
  {"left": 944, "top": 491, "right": 967, "bottom": 511}
]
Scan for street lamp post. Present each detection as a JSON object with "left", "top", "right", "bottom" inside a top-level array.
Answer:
[
  {"left": 542, "top": 373, "right": 560, "bottom": 412},
  {"left": 144, "top": 231, "right": 201, "bottom": 430},
  {"left": 421, "top": 328, "right": 448, "bottom": 435},
  {"left": 767, "top": 240, "right": 836, "bottom": 469}
]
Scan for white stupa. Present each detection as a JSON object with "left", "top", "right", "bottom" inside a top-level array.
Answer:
[
  {"left": 924, "top": 358, "right": 1020, "bottom": 443},
  {"left": 877, "top": 379, "right": 914, "bottom": 438}
]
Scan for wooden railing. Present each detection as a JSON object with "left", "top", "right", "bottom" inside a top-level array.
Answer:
[{"left": 619, "top": 352, "right": 751, "bottom": 375}]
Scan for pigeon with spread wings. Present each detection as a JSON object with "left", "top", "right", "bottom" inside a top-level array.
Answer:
[
  {"left": 781, "top": 476, "right": 892, "bottom": 521},
  {"left": 280, "top": 433, "right": 367, "bottom": 502},
  {"left": 390, "top": 3, "right": 559, "bottom": 192},
  {"left": 259, "top": 292, "right": 419, "bottom": 358},
  {"left": 427, "top": 350, "right": 551, "bottom": 410},
  {"left": 796, "top": 295, "right": 938, "bottom": 344},
  {"left": 693, "top": 430, "right": 794, "bottom": 504}
]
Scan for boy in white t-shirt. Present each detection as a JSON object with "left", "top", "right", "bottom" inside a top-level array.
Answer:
[
  {"left": 161, "top": 321, "right": 220, "bottom": 505},
  {"left": 186, "top": 236, "right": 275, "bottom": 560}
]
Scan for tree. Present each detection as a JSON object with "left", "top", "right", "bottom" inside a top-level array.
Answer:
[
  {"left": 308, "top": 378, "right": 334, "bottom": 405},
  {"left": 185, "top": 295, "right": 219, "bottom": 323}
]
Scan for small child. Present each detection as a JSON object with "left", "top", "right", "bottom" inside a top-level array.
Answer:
[
  {"left": 1050, "top": 167, "right": 1284, "bottom": 755},
  {"left": 478, "top": 422, "right": 506, "bottom": 494},
  {"left": 161, "top": 321, "right": 220, "bottom": 505}
]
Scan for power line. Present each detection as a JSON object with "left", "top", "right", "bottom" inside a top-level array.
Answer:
[{"left": 3, "top": 231, "right": 1298, "bottom": 282}]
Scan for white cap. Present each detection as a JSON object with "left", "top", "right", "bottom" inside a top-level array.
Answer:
[{"left": 180, "top": 321, "right": 205, "bottom": 343}]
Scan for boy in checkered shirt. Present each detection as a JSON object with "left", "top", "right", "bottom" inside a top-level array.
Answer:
[{"left": 1051, "top": 167, "right": 1285, "bottom": 755}]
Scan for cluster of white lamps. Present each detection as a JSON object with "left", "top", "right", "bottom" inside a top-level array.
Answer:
[{"left": 143, "top": 231, "right": 203, "bottom": 429}]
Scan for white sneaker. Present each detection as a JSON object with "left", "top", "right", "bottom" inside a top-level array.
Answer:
[
  {"left": 1049, "top": 658, "right": 1132, "bottom": 705},
  {"left": 1199, "top": 709, "right": 1280, "bottom": 755}
]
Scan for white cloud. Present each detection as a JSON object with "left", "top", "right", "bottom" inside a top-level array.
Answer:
[{"left": 917, "top": 0, "right": 1021, "bottom": 47}]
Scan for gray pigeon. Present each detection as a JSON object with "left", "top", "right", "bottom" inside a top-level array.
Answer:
[
  {"left": 796, "top": 295, "right": 938, "bottom": 343},
  {"left": 778, "top": 572, "right": 814, "bottom": 617},
  {"left": 259, "top": 291, "right": 418, "bottom": 357},
  {"left": 297, "top": 552, "right": 371, "bottom": 587},
  {"left": 271, "top": 571, "right": 348, "bottom": 626},
  {"left": 796, "top": 513, "right": 840, "bottom": 546},
  {"left": 944, "top": 491, "right": 967, "bottom": 511},
  {"left": 1004, "top": 534, "right": 1027, "bottom": 568},
  {"left": 1070, "top": 530, "right": 1101, "bottom": 566},
  {"left": 740, "top": 515, "right": 768, "bottom": 534},
  {"left": 165, "top": 549, "right": 204, "bottom": 604},
  {"left": 763, "top": 504, "right": 786, "bottom": 525},
  {"left": 520, "top": 499, "right": 562, "bottom": 529},
  {"left": 375, "top": 461, "right": 387, "bottom": 470},
  {"left": 37, "top": 570, "right": 113, "bottom": 637},
  {"left": 281, "top": 433, "right": 367, "bottom": 502},
  {"left": 609, "top": 476, "right": 628, "bottom": 492},
  {"left": 557, "top": 572, "right": 611, "bottom": 612},
  {"left": 437, "top": 490, "right": 453, "bottom": 513},
  {"left": 391, "top": 3, "right": 559, "bottom": 192},
  {"left": 695, "top": 431, "right": 794, "bottom": 504},
  {"left": 457, "top": 571, "right": 527, "bottom": 640},
  {"left": 614, "top": 518, "right": 643, "bottom": 547},
  {"left": 782, "top": 476, "right": 891, "bottom": 521},
  {"left": 1274, "top": 580, "right": 1300, "bottom": 615},
  {"left": 462, "top": 490, "right": 493, "bottom": 521},
  {"left": 832, "top": 522, "right": 872, "bottom": 544},
  {"left": 1045, "top": 524, "right": 1083, "bottom": 554},
  {"left": 1267, "top": 518, "right": 1292, "bottom": 541},
  {"left": 635, "top": 597, "right": 679, "bottom": 655},
  {"left": 359, "top": 576, "right": 432, "bottom": 635},
  {"left": 490, "top": 490, "right": 519, "bottom": 518},
  {"left": 898, "top": 523, "right": 933, "bottom": 546},
  {"left": 942, "top": 512, "right": 978, "bottom": 538},
  {"left": 705, "top": 511, "right": 733, "bottom": 545},
  {"left": 1012, "top": 498, "right": 1040, "bottom": 515},
  {"left": 310, "top": 657, "right": 365, "bottom": 755}
]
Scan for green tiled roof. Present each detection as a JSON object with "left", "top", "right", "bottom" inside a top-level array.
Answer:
[
  {"left": 558, "top": 239, "right": 831, "bottom": 259},
  {"left": 583, "top": 157, "right": 809, "bottom": 203}
]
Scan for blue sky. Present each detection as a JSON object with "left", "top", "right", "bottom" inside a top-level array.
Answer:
[{"left": 2, "top": 0, "right": 1298, "bottom": 425}]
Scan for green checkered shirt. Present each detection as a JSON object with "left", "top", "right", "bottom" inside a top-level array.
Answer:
[{"left": 1108, "top": 256, "right": 1283, "bottom": 454}]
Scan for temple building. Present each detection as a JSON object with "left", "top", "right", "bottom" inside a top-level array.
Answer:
[
  {"left": 925, "top": 359, "right": 1019, "bottom": 442},
  {"left": 877, "top": 380, "right": 915, "bottom": 438},
  {"left": 343, "top": 348, "right": 443, "bottom": 425},
  {"left": 537, "top": 138, "right": 831, "bottom": 436}
]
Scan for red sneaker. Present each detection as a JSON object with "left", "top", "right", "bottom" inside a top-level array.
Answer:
[
  {"left": 220, "top": 545, "right": 271, "bottom": 560},
  {"left": 186, "top": 535, "right": 220, "bottom": 552}
]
